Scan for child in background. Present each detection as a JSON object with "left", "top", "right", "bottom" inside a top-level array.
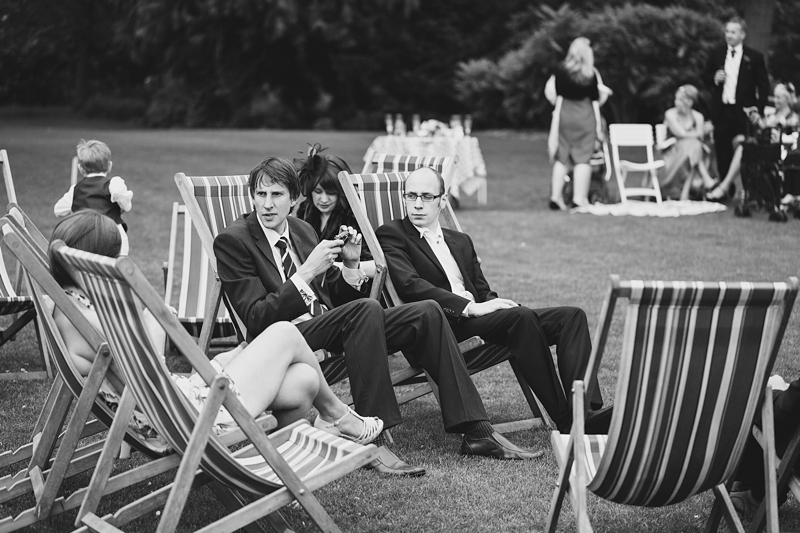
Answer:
[{"left": 54, "top": 139, "right": 132, "bottom": 254}]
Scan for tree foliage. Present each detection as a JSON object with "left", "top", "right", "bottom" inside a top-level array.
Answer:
[
  {"left": 0, "top": 0, "right": 796, "bottom": 128},
  {"left": 456, "top": 4, "right": 727, "bottom": 126}
]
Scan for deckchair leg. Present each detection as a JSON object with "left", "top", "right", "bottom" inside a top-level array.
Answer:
[
  {"left": 759, "top": 386, "right": 780, "bottom": 533},
  {"left": 156, "top": 376, "right": 230, "bottom": 533},
  {"left": 27, "top": 379, "right": 74, "bottom": 474},
  {"left": 198, "top": 279, "right": 223, "bottom": 354},
  {"left": 35, "top": 344, "right": 113, "bottom": 519},
  {"left": 76, "top": 385, "right": 138, "bottom": 526},
  {"left": 707, "top": 484, "right": 745, "bottom": 533},
  {"left": 545, "top": 443, "right": 573, "bottom": 533}
]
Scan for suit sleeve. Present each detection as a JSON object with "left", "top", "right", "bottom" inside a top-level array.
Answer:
[
  {"left": 377, "top": 223, "right": 472, "bottom": 319},
  {"left": 753, "top": 50, "right": 770, "bottom": 113},
  {"left": 464, "top": 233, "right": 498, "bottom": 303},
  {"left": 214, "top": 230, "right": 309, "bottom": 338}
]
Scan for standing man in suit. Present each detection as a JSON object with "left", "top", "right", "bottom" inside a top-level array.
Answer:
[
  {"left": 706, "top": 16, "right": 770, "bottom": 186},
  {"left": 214, "top": 157, "right": 542, "bottom": 477},
  {"left": 375, "top": 167, "right": 611, "bottom": 434}
]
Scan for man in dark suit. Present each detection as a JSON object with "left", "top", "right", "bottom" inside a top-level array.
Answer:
[
  {"left": 731, "top": 376, "right": 800, "bottom": 515},
  {"left": 375, "top": 167, "right": 611, "bottom": 434},
  {"left": 705, "top": 16, "right": 770, "bottom": 183},
  {"left": 214, "top": 157, "right": 542, "bottom": 477}
]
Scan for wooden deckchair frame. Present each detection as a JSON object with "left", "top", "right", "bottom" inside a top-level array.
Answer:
[
  {"left": 545, "top": 275, "right": 798, "bottom": 533},
  {"left": 337, "top": 169, "right": 550, "bottom": 433},
  {"left": 0, "top": 150, "right": 49, "bottom": 380},
  {"left": 50, "top": 242, "right": 376, "bottom": 533}
]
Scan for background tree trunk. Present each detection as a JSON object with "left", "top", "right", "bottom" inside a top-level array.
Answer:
[{"left": 743, "top": 0, "right": 776, "bottom": 62}]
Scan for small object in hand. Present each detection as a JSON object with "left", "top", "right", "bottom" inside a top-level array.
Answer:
[{"left": 334, "top": 229, "right": 351, "bottom": 244}]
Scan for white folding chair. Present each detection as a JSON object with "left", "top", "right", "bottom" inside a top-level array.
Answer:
[{"left": 609, "top": 124, "right": 664, "bottom": 204}]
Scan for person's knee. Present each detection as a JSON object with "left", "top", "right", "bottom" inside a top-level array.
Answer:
[
  {"left": 564, "top": 306, "right": 588, "bottom": 325},
  {"left": 292, "top": 362, "right": 320, "bottom": 402},
  {"left": 412, "top": 300, "right": 446, "bottom": 322},
  {"left": 352, "top": 297, "right": 383, "bottom": 316}
]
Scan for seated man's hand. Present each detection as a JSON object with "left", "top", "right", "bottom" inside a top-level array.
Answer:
[
  {"left": 467, "top": 298, "right": 519, "bottom": 318},
  {"left": 336, "top": 225, "right": 362, "bottom": 269},
  {"left": 298, "top": 239, "right": 344, "bottom": 282}
]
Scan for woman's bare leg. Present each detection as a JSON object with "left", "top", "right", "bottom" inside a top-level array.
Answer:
[
  {"left": 708, "top": 142, "right": 743, "bottom": 198},
  {"left": 549, "top": 161, "right": 569, "bottom": 210},
  {"left": 572, "top": 163, "right": 592, "bottom": 206},
  {"left": 221, "top": 322, "right": 374, "bottom": 435}
]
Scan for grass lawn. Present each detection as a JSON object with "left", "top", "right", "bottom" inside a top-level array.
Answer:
[{"left": 0, "top": 114, "right": 799, "bottom": 532}]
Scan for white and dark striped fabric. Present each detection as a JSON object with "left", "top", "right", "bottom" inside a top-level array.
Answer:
[
  {"left": 583, "top": 280, "right": 794, "bottom": 507},
  {"left": 167, "top": 204, "right": 235, "bottom": 339},
  {"left": 0, "top": 244, "right": 34, "bottom": 314},
  {"left": 174, "top": 174, "right": 348, "bottom": 384},
  {"left": 366, "top": 153, "right": 454, "bottom": 176},
  {"left": 56, "top": 246, "right": 363, "bottom": 494}
]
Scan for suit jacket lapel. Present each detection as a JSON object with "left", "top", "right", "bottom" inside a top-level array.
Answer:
[
  {"left": 246, "top": 213, "right": 281, "bottom": 277},
  {"left": 442, "top": 230, "right": 479, "bottom": 301},
  {"left": 402, "top": 217, "right": 446, "bottom": 278}
]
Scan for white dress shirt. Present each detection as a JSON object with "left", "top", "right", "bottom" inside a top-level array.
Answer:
[
  {"left": 416, "top": 223, "right": 475, "bottom": 316},
  {"left": 722, "top": 43, "right": 743, "bottom": 105},
  {"left": 53, "top": 173, "right": 133, "bottom": 217},
  {"left": 257, "top": 218, "right": 366, "bottom": 323}
]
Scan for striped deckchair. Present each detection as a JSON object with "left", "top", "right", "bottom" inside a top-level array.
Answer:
[
  {"left": 361, "top": 152, "right": 458, "bottom": 194},
  {"left": 337, "top": 169, "right": 548, "bottom": 433},
  {"left": 0, "top": 151, "right": 49, "bottom": 380},
  {"left": 0, "top": 218, "right": 182, "bottom": 532},
  {"left": 51, "top": 242, "right": 376, "bottom": 533},
  {"left": 545, "top": 276, "right": 798, "bottom": 533},
  {"left": 163, "top": 202, "right": 237, "bottom": 346}
]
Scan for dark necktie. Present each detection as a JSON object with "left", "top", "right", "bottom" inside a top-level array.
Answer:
[
  {"left": 275, "top": 237, "right": 323, "bottom": 316},
  {"left": 729, "top": 48, "right": 735, "bottom": 58},
  {"left": 275, "top": 237, "right": 296, "bottom": 279}
]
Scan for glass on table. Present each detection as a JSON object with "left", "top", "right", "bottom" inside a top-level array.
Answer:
[{"left": 385, "top": 114, "right": 394, "bottom": 135}]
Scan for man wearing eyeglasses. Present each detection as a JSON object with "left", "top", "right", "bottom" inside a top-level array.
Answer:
[
  {"left": 376, "top": 167, "right": 612, "bottom": 434},
  {"left": 215, "top": 157, "right": 543, "bottom": 478}
]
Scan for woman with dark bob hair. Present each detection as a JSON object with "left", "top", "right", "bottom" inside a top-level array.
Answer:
[
  {"left": 49, "top": 210, "right": 382, "bottom": 439},
  {"left": 295, "top": 144, "right": 375, "bottom": 276}
]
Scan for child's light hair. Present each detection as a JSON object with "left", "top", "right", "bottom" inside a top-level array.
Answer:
[{"left": 76, "top": 139, "right": 111, "bottom": 174}]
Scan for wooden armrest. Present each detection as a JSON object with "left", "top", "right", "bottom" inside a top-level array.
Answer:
[
  {"left": 619, "top": 160, "right": 665, "bottom": 172},
  {"left": 458, "top": 335, "right": 485, "bottom": 353}
]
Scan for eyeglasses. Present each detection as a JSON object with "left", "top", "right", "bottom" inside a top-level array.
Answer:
[{"left": 403, "top": 192, "right": 442, "bottom": 202}]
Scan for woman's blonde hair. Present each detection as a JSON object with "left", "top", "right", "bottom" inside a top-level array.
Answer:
[
  {"left": 563, "top": 37, "right": 595, "bottom": 82},
  {"left": 677, "top": 84, "right": 699, "bottom": 105},
  {"left": 774, "top": 83, "right": 797, "bottom": 107}
]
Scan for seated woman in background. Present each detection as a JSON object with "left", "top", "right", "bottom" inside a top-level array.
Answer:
[
  {"left": 707, "top": 82, "right": 800, "bottom": 201},
  {"left": 50, "top": 210, "right": 382, "bottom": 440},
  {"left": 658, "top": 85, "right": 718, "bottom": 200},
  {"left": 295, "top": 144, "right": 375, "bottom": 277}
]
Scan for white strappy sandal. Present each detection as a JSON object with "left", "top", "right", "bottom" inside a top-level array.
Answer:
[{"left": 314, "top": 406, "right": 383, "bottom": 445}]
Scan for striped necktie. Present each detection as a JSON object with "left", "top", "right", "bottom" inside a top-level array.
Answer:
[
  {"left": 275, "top": 237, "right": 323, "bottom": 316},
  {"left": 275, "top": 237, "right": 296, "bottom": 279}
]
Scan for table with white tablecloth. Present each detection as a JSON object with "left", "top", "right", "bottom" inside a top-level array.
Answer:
[{"left": 363, "top": 135, "right": 488, "bottom": 205}]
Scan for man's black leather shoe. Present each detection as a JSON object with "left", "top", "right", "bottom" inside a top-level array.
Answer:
[
  {"left": 460, "top": 432, "right": 543, "bottom": 460},
  {"left": 367, "top": 445, "right": 426, "bottom": 477}
]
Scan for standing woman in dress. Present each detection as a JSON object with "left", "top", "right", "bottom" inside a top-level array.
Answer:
[{"left": 545, "top": 37, "right": 609, "bottom": 210}]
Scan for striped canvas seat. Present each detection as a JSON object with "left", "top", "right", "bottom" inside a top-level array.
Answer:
[
  {"left": 0, "top": 219, "right": 181, "bottom": 532},
  {"left": 164, "top": 202, "right": 236, "bottom": 342},
  {"left": 54, "top": 243, "right": 376, "bottom": 532},
  {"left": 361, "top": 152, "right": 458, "bottom": 193},
  {"left": 173, "top": 173, "right": 348, "bottom": 385},
  {"left": 338, "top": 170, "right": 548, "bottom": 432},
  {"left": 546, "top": 276, "right": 798, "bottom": 533}
]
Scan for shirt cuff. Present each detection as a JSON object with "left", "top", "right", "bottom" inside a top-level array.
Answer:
[
  {"left": 462, "top": 302, "right": 471, "bottom": 317},
  {"left": 341, "top": 265, "right": 368, "bottom": 289},
  {"left": 289, "top": 273, "right": 318, "bottom": 306}
]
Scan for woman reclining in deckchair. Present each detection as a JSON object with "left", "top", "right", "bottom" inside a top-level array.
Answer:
[{"left": 49, "top": 210, "right": 383, "bottom": 440}]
